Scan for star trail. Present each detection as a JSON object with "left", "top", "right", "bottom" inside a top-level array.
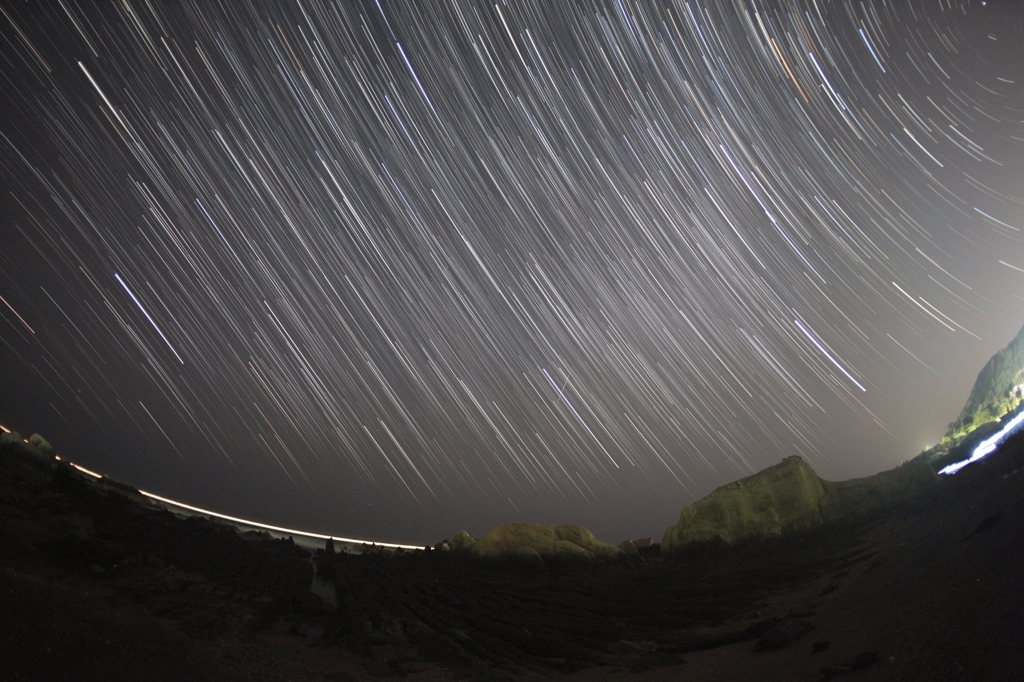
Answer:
[{"left": 1, "top": 0, "right": 1023, "bottom": 544}]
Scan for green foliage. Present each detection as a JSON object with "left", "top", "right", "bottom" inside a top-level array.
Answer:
[{"left": 943, "top": 323, "right": 1024, "bottom": 443}]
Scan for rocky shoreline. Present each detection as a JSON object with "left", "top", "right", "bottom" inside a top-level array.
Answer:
[{"left": 3, "top": 428, "right": 1024, "bottom": 680}]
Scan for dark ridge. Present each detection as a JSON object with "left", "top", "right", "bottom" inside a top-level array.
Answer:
[{"left": 3, "top": 430, "right": 1024, "bottom": 680}]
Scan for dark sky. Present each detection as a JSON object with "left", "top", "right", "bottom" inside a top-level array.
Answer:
[{"left": 2, "top": 0, "right": 1023, "bottom": 546}]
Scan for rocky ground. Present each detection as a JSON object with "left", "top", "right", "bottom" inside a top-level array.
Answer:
[{"left": 1, "top": 429, "right": 1022, "bottom": 681}]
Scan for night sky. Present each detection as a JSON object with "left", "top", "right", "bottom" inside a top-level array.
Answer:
[{"left": 2, "top": 0, "right": 1023, "bottom": 545}]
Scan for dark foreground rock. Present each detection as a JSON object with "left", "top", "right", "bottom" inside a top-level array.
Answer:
[
  {"left": 2, "top": 430, "right": 1024, "bottom": 680},
  {"left": 754, "top": 617, "right": 815, "bottom": 651}
]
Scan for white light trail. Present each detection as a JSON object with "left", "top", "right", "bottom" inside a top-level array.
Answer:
[
  {"left": 859, "top": 28, "right": 886, "bottom": 73},
  {"left": 543, "top": 368, "right": 618, "bottom": 468},
  {"left": 137, "top": 490, "right": 423, "bottom": 549},
  {"left": 115, "top": 273, "right": 184, "bottom": 364},
  {"left": 794, "top": 319, "right": 866, "bottom": 392},
  {"left": 940, "top": 410, "right": 1024, "bottom": 475},
  {"left": 39, "top": 444, "right": 423, "bottom": 550}
]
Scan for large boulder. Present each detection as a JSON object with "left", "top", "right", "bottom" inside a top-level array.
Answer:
[
  {"left": 662, "top": 456, "right": 939, "bottom": 553},
  {"left": 443, "top": 530, "right": 477, "bottom": 551},
  {"left": 617, "top": 539, "right": 639, "bottom": 558},
  {"left": 470, "top": 522, "right": 624, "bottom": 566},
  {"left": 662, "top": 457, "right": 826, "bottom": 552},
  {"left": 28, "top": 433, "right": 53, "bottom": 454}
]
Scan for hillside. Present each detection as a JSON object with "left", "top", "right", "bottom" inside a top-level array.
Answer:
[
  {"left": 3, "top": 422, "right": 1024, "bottom": 680},
  {"left": 5, "top": 324, "right": 1024, "bottom": 680},
  {"left": 917, "top": 323, "right": 1024, "bottom": 469},
  {"left": 946, "top": 322, "right": 1024, "bottom": 440}
]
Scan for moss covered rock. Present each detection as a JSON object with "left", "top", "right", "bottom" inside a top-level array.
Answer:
[
  {"left": 470, "top": 522, "right": 624, "bottom": 565},
  {"left": 444, "top": 530, "right": 477, "bottom": 551},
  {"left": 662, "top": 456, "right": 939, "bottom": 553},
  {"left": 511, "top": 545, "right": 545, "bottom": 569},
  {"left": 617, "top": 539, "right": 639, "bottom": 557},
  {"left": 662, "top": 457, "right": 825, "bottom": 552},
  {"left": 28, "top": 433, "right": 53, "bottom": 454}
]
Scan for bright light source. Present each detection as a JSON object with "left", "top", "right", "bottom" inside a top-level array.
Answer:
[{"left": 940, "top": 410, "right": 1024, "bottom": 475}]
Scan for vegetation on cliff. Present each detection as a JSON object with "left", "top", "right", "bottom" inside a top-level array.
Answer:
[
  {"left": 919, "top": 323, "right": 1024, "bottom": 469},
  {"left": 945, "top": 323, "right": 1024, "bottom": 441}
]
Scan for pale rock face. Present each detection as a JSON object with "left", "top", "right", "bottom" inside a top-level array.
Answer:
[
  {"left": 661, "top": 456, "right": 939, "bottom": 553},
  {"left": 662, "top": 457, "right": 826, "bottom": 552},
  {"left": 551, "top": 523, "right": 594, "bottom": 547},
  {"left": 511, "top": 546, "right": 545, "bottom": 569},
  {"left": 469, "top": 522, "right": 625, "bottom": 564},
  {"left": 445, "top": 530, "right": 478, "bottom": 551},
  {"left": 617, "top": 539, "right": 639, "bottom": 557},
  {"left": 587, "top": 538, "right": 627, "bottom": 561}
]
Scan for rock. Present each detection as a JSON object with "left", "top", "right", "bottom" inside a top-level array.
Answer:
[
  {"left": 587, "top": 538, "right": 626, "bottom": 561},
  {"left": 472, "top": 523, "right": 556, "bottom": 558},
  {"left": 632, "top": 537, "right": 653, "bottom": 548},
  {"left": 292, "top": 591, "right": 329, "bottom": 616},
  {"left": 662, "top": 456, "right": 939, "bottom": 552},
  {"left": 28, "top": 433, "right": 53, "bottom": 453},
  {"left": 819, "top": 461, "right": 937, "bottom": 522},
  {"left": 547, "top": 540, "right": 594, "bottom": 570},
  {"left": 445, "top": 530, "right": 477, "bottom": 551},
  {"left": 399, "top": 661, "right": 434, "bottom": 673},
  {"left": 511, "top": 546, "right": 545, "bottom": 569},
  {"left": 820, "top": 665, "right": 853, "bottom": 678},
  {"left": 637, "top": 541, "right": 660, "bottom": 556},
  {"left": 850, "top": 652, "right": 879, "bottom": 670},
  {"left": 821, "top": 653, "right": 880, "bottom": 677},
  {"left": 608, "top": 640, "right": 658, "bottom": 655},
  {"left": 470, "top": 522, "right": 624, "bottom": 565},
  {"left": 753, "top": 618, "right": 815, "bottom": 651},
  {"left": 663, "top": 457, "right": 826, "bottom": 551},
  {"left": 552, "top": 523, "right": 594, "bottom": 546},
  {"left": 629, "top": 653, "right": 686, "bottom": 673},
  {"left": 374, "top": 613, "right": 404, "bottom": 637},
  {"left": 617, "top": 539, "right": 639, "bottom": 557}
]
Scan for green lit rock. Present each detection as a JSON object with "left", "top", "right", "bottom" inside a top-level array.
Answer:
[
  {"left": 662, "top": 456, "right": 939, "bottom": 553},
  {"left": 587, "top": 538, "right": 626, "bottom": 561},
  {"left": 551, "top": 523, "right": 594, "bottom": 547},
  {"left": 472, "top": 523, "right": 557, "bottom": 558},
  {"left": 470, "top": 522, "right": 624, "bottom": 565},
  {"left": 445, "top": 530, "right": 477, "bottom": 551},
  {"left": 28, "top": 433, "right": 53, "bottom": 454},
  {"left": 547, "top": 539, "right": 594, "bottom": 570},
  {"left": 661, "top": 457, "right": 825, "bottom": 552},
  {"left": 511, "top": 545, "right": 545, "bottom": 569},
  {"left": 617, "top": 539, "right": 639, "bottom": 558}
]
